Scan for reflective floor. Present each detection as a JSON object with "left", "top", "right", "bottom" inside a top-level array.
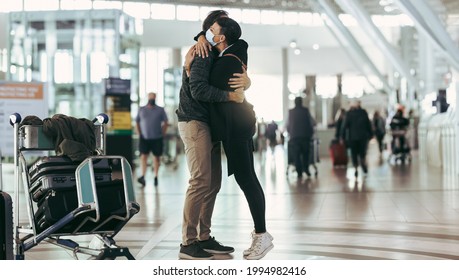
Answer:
[{"left": 3, "top": 140, "right": 459, "bottom": 260}]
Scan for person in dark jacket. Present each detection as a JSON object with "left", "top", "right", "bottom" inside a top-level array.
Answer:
[
  {"left": 334, "top": 108, "right": 346, "bottom": 140},
  {"left": 286, "top": 97, "right": 315, "bottom": 178},
  {"left": 340, "top": 100, "right": 373, "bottom": 177},
  {"left": 389, "top": 108, "right": 410, "bottom": 154},
  {"left": 205, "top": 16, "right": 273, "bottom": 260},
  {"left": 176, "top": 11, "right": 250, "bottom": 260},
  {"left": 372, "top": 110, "right": 386, "bottom": 155}
]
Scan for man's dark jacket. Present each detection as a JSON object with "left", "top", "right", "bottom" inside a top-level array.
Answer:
[
  {"left": 341, "top": 107, "right": 373, "bottom": 142},
  {"left": 287, "top": 105, "right": 314, "bottom": 139}
]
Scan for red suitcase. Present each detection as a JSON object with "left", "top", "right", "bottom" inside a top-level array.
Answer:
[{"left": 329, "top": 140, "right": 348, "bottom": 166}]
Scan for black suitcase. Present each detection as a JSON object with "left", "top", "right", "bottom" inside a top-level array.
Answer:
[
  {"left": 29, "top": 156, "right": 112, "bottom": 202},
  {"left": 0, "top": 191, "right": 14, "bottom": 260},
  {"left": 308, "top": 138, "right": 320, "bottom": 165},
  {"left": 34, "top": 179, "right": 128, "bottom": 234}
]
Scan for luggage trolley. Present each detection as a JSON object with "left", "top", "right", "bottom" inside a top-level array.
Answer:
[
  {"left": 9, "top": 113, "right": 140, "bottom": 260},
  {"left": 389, "top": 129, "right": 411, "bottom": 164},
  {"left": 286, "top": 136, "right": 320, "bottom": 177}
]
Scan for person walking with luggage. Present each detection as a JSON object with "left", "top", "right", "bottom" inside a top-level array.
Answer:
[
  {"left": 136, "top": 92, "right": 168, "bottom": 187},
  {"left": 266, "top": 120, "right": 278, "bottom": 154},
  {"left": 372, "top": 110, "right": 386, "bottom": 155},
  {"left": 340, "top": 100, "right": 373, "bottom": 177},
  {"left": 286, "top": 97, "right": 315, "bottom": 178}
]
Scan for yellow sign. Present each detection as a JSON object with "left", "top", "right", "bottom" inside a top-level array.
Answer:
[{"left": 109, "top": 111, "right": 132, "bottom": 130}]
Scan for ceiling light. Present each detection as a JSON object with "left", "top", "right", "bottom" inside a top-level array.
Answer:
[
  {"left": 294, "top": 48, "right": 301, "bottom": 55},
  {"left": 289, "top": 40, "right": 297, "bottom": 48},
  {"left": 312, "top": 44, "right": 320, "bottom": 50}
]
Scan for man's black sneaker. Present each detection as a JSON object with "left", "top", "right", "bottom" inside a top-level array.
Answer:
[
  {"left": 154, "top": 177, "right": 158, "bottom": 186},
  {"left": 179, "top": 242, "right": 214, "bottom": 260},
  {"left": 199, "top": 236, "right": 234, "bottom": 254},
  {"left": 137, "top": 176, "right": 146, "bottom": 187}
]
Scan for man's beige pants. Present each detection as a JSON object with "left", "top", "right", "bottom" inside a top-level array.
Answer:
[{"left": 178, "top": 121, "right": 222, "bottom": 245}]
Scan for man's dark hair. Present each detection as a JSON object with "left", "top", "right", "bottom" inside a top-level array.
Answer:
[
  {"left": 215, "top": 17, "right": 241, "bottom": 46},
  {"left": 202, "top": 10, "right": 228, "bottom": 31}
]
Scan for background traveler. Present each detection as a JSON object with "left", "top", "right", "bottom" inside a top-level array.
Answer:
[
  {"left": 286, "top": 97, "right": 315, "bottom": 178},
  {"left": 136, "top": 92, "right": 168, "bottom": 187},
  {"left": 340, "top": 100, "right": 373, "bottom": 177}
]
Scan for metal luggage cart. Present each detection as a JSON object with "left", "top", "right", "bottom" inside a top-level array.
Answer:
[
  {"left": 8, "top": 113, "right": 140, "bottom": 260},
  {"left": 286, "top": 136, "right": 319, "bottom": 177},
  {"left": 389, "top": 129, "right": 411, "bottom": 164}
]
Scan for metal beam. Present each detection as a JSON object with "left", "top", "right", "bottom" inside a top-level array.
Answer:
[
  {"left": 335, "top": 0, "right": 418, "bottom": 90},
  {"left": 394, "top": 0, "right": 459, "bottom": 71},
  {"left": 316, "top": 0, "right": 393, "bottom": 94}
]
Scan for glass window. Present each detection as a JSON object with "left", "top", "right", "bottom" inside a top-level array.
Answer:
[
  {"left": 151, "top": 4, "right": 175, "bottom": 20},
  {"left": 80, "top": 52, "right": 87, "bottom": 83},
  {"left": 176, "top": 5, "right": 200, "bottom": 21},
  {"left": 139, "top": 50, "right": 146, "bottom": 101},
  {"left": 123, "top": 2, "right": 150, "bottom": 19},
  {"left": 54, "top": 50, "right": 74, "bottom": 84},
  {"left": 142, "top": 48, "right": 171, "bottom": 106},
  {"left": 298, "top": 12, "right": 313, "bottom": 26},
  {"left": 260, "top": 10, "right": 283, "bottom": 25},
  {"left": 199, "top": 6, "right": 220, "bottom": 21},
  {"left": 226, "top": 8, "right": 242, "bottom": 22},
  {"left": 342, "top": 76, "right": 365, "bottom": 98},
  {"left": 135, "top": 19, "right": 144, "bottom": 35},
  {"left": 241, "top": 9, "right": 260, "bottom": 24},
  {"left": 90, "top": 52, "right": 108, "bottom": 83},
  {"left": 0, "top": 49, "right": 7, "bottom": 72},
  {"left": 283, "top": 12, "right": 299, "bottom": 25},
  {"left": 248, "top": 74, "right": 283, "bottom": 122},
  {"left": 60, "top": 0, "right": 91, "bottom": 10},
  {"left": 24, "top": 0, "right": 58, "bottom": 11},
  {"left": 39, "top": 52, "right": 47, "bottom": 81},
  {"left": 372, "top": 15, "right": 414, "bottom": 27},
  {"left": 92, "top": 1, "right": 122, "bottom": 10},
  {"left": 298, "top": 12, "right": 324, "bottom": 26},
  {"left": 316, "top": 76, "right": 338, "bottom": 98},
  {"left": 339, "top": 14, "right": 358, "bottom": 27},
  {"left": 0, "top": 1, "right": 23, "bottom": 12}
]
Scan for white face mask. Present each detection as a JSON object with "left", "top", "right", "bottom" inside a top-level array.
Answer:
[{"left": 205, "top": 29, "right": 219, "bottom": 46}]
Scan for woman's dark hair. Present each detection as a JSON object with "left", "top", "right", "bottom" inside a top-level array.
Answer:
[
  {"left": 202, "top": 10, "right": 228, "bottom": 31},
  {"left": 215, "top": 17, "right": 241, "bottom": 46}
]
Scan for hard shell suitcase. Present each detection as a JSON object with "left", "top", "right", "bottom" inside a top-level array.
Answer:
[
  {"left": 309, "top": 138, "right": 320, "bottom": 165},
  {"left": 0, "top": 191, "right": 14, "bottom": 260},
  {"left": 29, "top": 156, "right": 112, "bottom": 202},
  {"left": 329, "top": 139, "right": 348, "bottom": 166},
  {"left": 34, "top": 179, "right": 128, "bottom": 234}
]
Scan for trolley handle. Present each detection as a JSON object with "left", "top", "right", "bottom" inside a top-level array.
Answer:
[
  {"left": 92, "top": 113, "right": 109, "bottom": 125},
  {"left": 9, "top": 113, "right": 22, "bottom": 126},
  {"left": 9, "top": 113, "right": 109, "bottom": 126}
]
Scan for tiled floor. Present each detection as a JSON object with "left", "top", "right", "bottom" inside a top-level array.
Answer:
[{"left": 3, "top": 140, "right": 459, "bottom": 260}]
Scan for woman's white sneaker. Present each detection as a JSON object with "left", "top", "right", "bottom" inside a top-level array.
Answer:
[
  {"left": 243, "top": 231, "right": 274, "bottom": 256},
  {"left": 245, "top": 232, "right": 274, "bottom": 260}
]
